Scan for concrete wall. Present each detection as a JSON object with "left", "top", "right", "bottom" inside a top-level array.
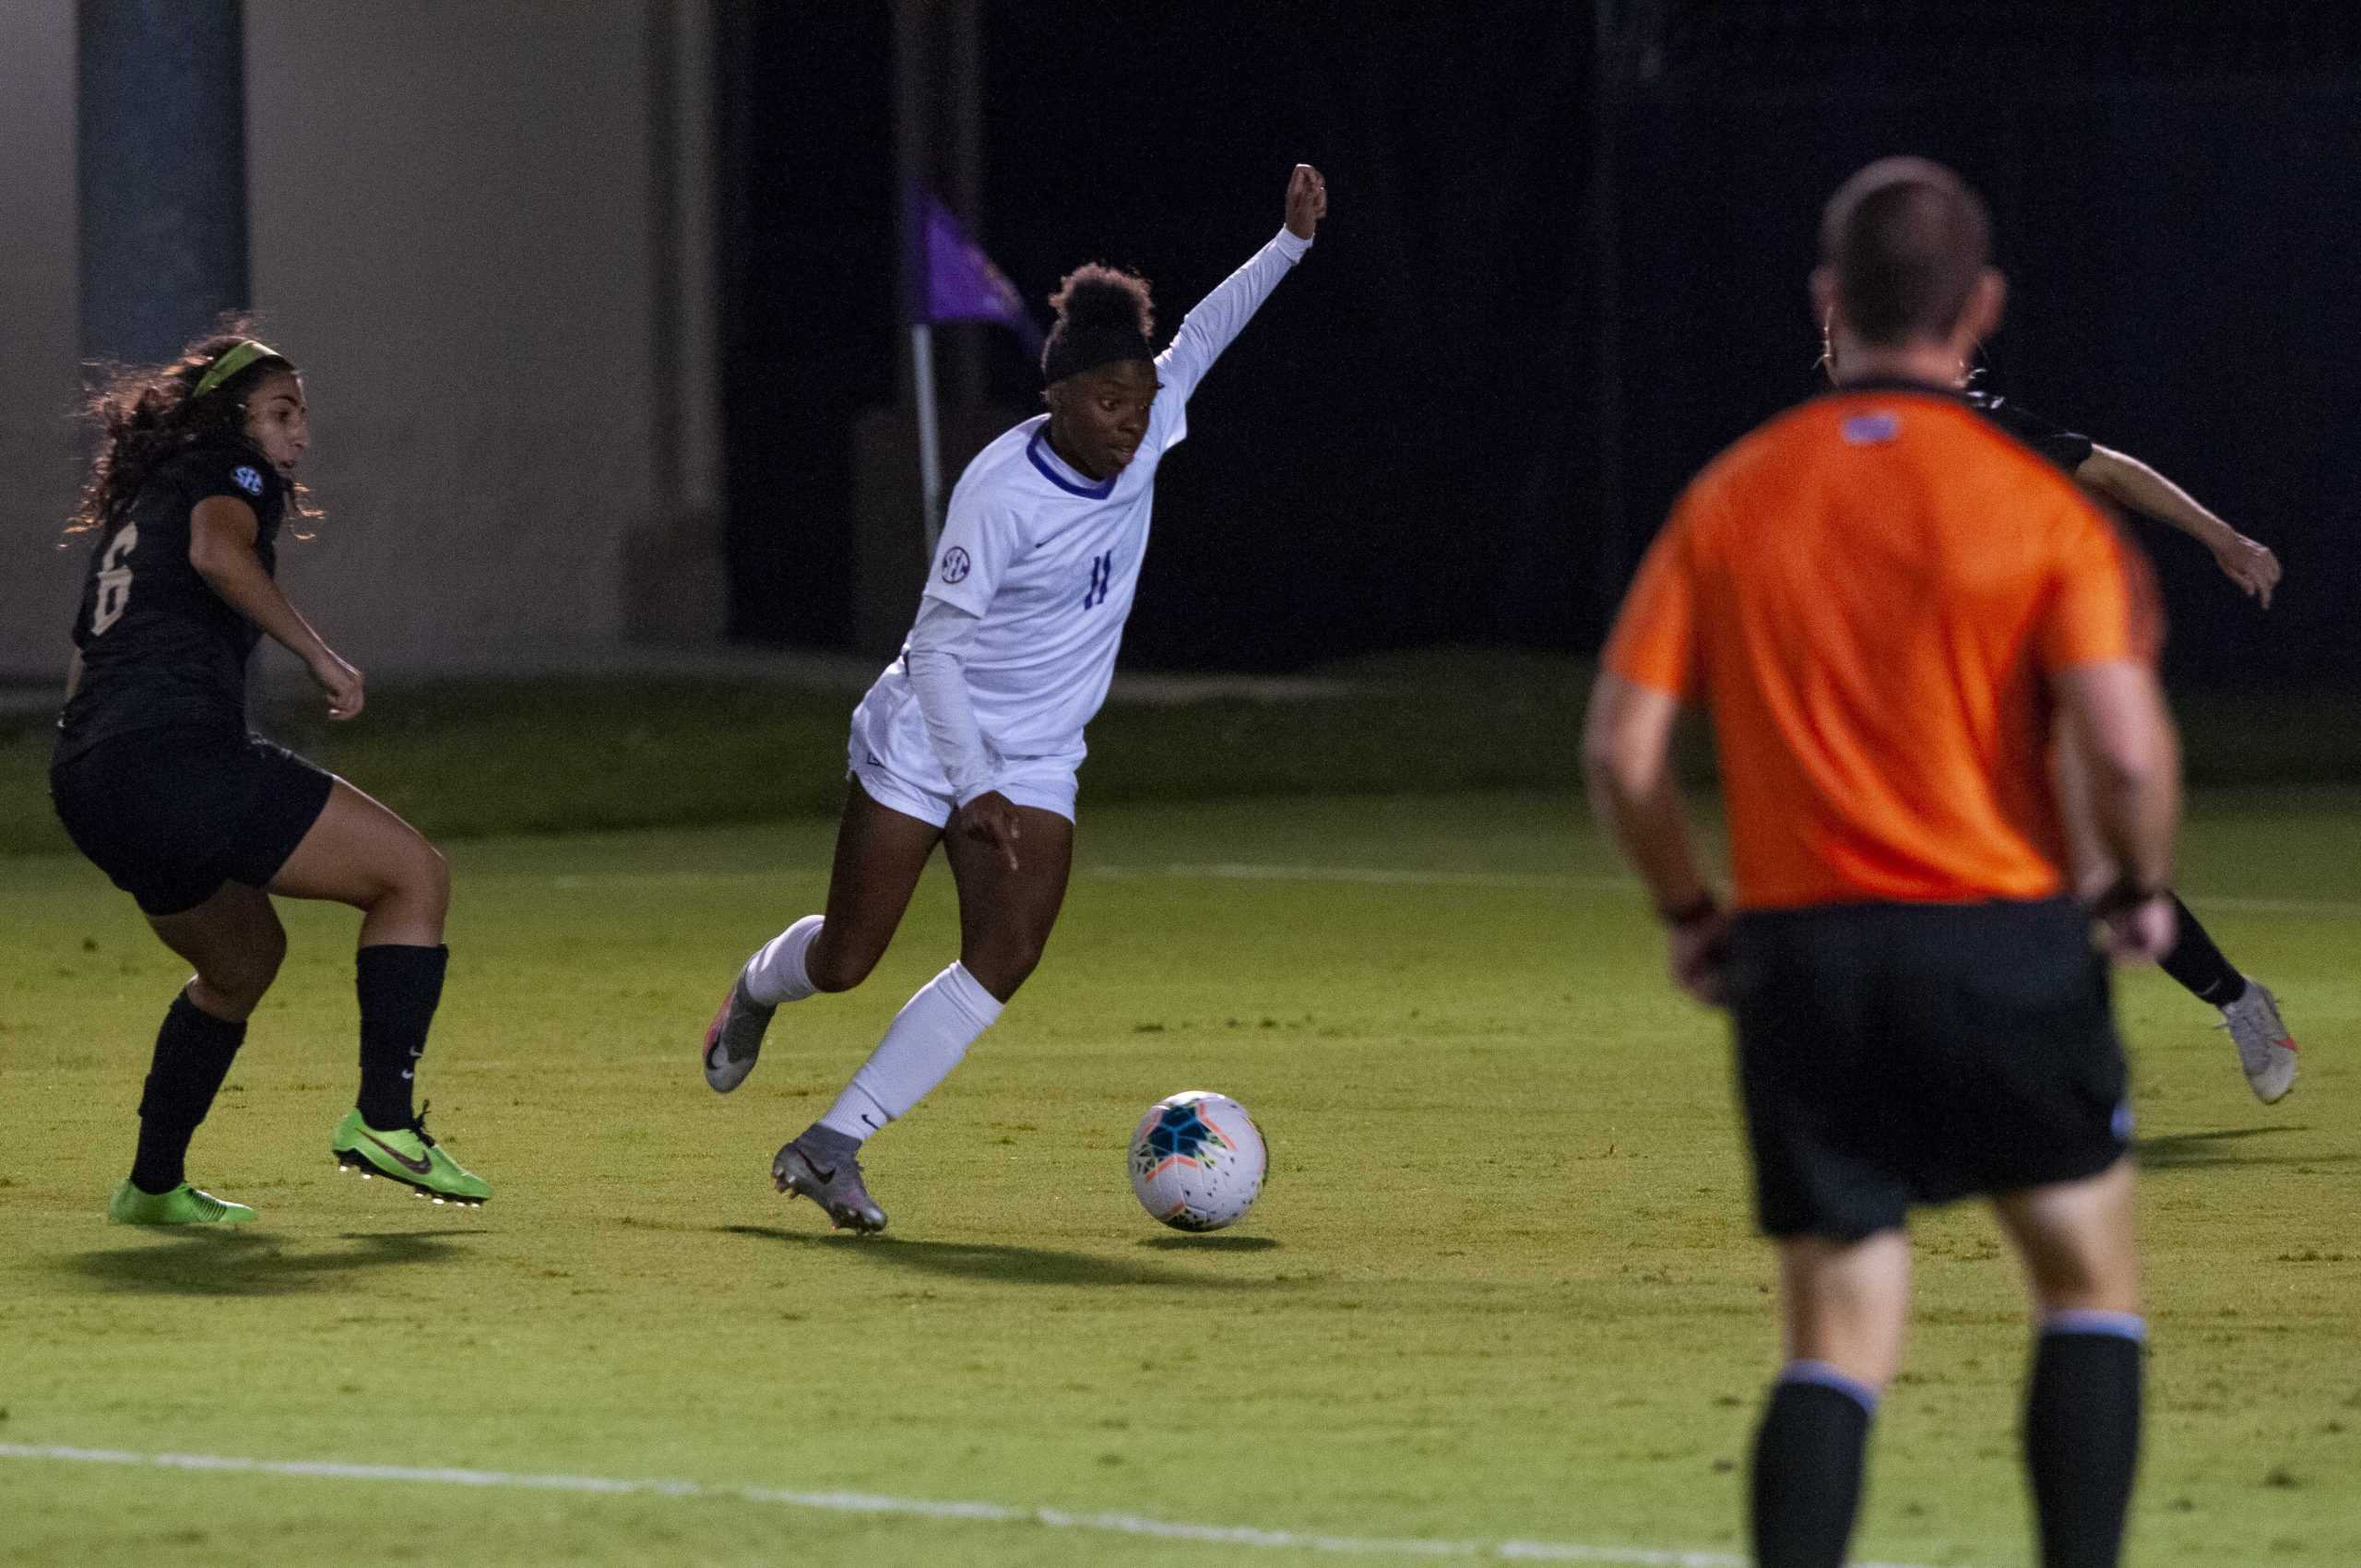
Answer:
[
  {"left": 0, "top": 3, "right": 85, "bottom": 682},
  {"left": 0, "top": 0, "right": 722, "bottom": 682}
]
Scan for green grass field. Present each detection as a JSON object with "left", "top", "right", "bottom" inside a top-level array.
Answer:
[{"left": 3, "top": 785, "right": 2355, "bottom": 1566}]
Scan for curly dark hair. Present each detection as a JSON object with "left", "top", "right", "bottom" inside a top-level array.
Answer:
[
  {"left": 1039, "top": 264, "right": 1157, "bottom": 385},
  {"left": 1048, "top": 263, "right": 1155, "bottom": 339},
  {"left": 66, "top": 315, "right": 320, "bottom": 537}
]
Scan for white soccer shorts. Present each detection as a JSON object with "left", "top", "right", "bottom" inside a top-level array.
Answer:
[{"left": 845, "top": 683, "right": 1081, "bottom": 828}]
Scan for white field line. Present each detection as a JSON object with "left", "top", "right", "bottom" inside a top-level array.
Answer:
[
  {"left": 1089, "top": 862, "right": 1617, "bottom": 892},
  {"left": 0, "top": 1443, "right": 1965, "bottom": 1568},
  {"left": 2171, "top": 892, "right": 2361, "bottom": 916},
  {"left": 527, "top": 860, "right": 2361, "bottom": 916},
  {"left": 529, "top": 863, "right": 1618, "bottom": 893}
]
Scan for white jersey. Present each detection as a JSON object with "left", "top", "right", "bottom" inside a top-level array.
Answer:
[{"left": 860, "top": 225, "right": 1311, "bottom": 766}]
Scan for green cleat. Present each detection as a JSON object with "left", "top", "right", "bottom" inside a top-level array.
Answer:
[
  {"left": 330, "top": 1104, "right": 492, "bottom": 1206},
  {"left": 107, "top": 1180, "right": 255, "bottom": 1226}
]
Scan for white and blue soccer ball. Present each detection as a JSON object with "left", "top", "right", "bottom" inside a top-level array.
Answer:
[{"left": 1128, "top": 1090, "right": 1267, "bottom": 1232}]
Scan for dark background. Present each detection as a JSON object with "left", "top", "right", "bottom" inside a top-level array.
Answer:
[{"left": 718, "top": 2, "right": 2361, "bottom": 690}]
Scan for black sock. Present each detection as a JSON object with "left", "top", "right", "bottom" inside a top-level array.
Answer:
[
  {"left": 2026, "top": 1319, "right": 2143, "bottom": 1568},
  {"left": 1750, "top": 1368, "right": 1875, "bottom": 1568},
  {"left": 129, "top": 991, "right": 248, "bottom": 1194},
  {"left": 355, "top": 944, "right": 447, "bottom": 1129},
  {"left": 2157, "top": 895, "right": 2245, "bottom": 1005}
]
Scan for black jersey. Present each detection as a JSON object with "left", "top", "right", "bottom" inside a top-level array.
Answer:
[
  {"left": 1967, "top": 388, "right": 2094, "bottom": 476},
  {"left": 57, "top": 436, "right": 290, "bottom": 763}
]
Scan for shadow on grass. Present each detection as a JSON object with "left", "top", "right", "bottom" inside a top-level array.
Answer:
[
  {"left": 2133, "top": 1126, "right": 2337, "bottom": 1170},
  {"left": 719, "top": 1225, "right": 1292, "bottom": 1290},
  {"left": 61, "top": 1228, "right": 488, "bottom": 1297},
  {"left": 1137, "top": 1233, "right": 1281, "bottom": 1253}
]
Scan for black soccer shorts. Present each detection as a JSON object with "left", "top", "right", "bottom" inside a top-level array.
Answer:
[
  {"left": 51, "top": 727, "right": 338, "bottom": 917},
  {"left": 1726, "top": 895, "right": 2131, "bottom": 1241}
]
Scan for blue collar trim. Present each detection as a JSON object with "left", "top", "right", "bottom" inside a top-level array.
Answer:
[{"left": 1027, "top": 427, "right": 1116, "bottom": 499}]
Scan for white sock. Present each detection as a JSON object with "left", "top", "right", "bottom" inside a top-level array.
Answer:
[
  {"left": 817, "top": 961, "right": 1003, "bottom": 1141},
  {"left": 742, "top": 915, "right": 824, "bottom": 1006}
]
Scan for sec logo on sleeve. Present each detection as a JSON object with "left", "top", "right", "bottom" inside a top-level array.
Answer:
[{"left": 941, "top": 547, "right": 972, "bottom": 584}]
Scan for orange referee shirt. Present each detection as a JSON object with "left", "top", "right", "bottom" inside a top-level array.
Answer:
[{"left": 1604, "top": 382, "right": 2161, "bottom": 910}]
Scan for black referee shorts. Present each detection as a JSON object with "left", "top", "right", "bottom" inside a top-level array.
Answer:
[
  {"left": 1727, "top": 896, "right": 2130, "bottom": 1242},
  {"left": 51, "top": 727, "right": 337, "bottom": 918}
]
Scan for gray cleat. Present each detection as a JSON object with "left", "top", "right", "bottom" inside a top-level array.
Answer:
[
  {"left": 702, "top": 974, "right": 776, "bottom": 1094},
  {"left": 772, "top": 1134, "right": 888, "bottom": 1233},
  {"left": 2219, "top": 977, "right": 2297, "bottom": 1104}
]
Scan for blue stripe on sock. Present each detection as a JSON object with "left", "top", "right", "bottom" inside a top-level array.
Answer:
[
  {"left": 1777, "top": 1360, "right": 1880, "bottom": 1416},
  {"left": 2041, "top": 1310, "right": 2147, "bottom": 1343}
]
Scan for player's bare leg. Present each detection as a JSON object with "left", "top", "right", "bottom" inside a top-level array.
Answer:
[
  {"left": 757, "top": 781, "right": 951, "bottom": 1229},
  {"left": 1774, "top": 1230, "right": 1913, "bottom": 1391},
  {"left": 148, "top": 881, "right": 288, "bottom": 1025},
  {"left": 707, "top": 779, "right": 940, "bottom": 1092},
  {"left": 944, "top": 802, "right": 1074, "bottom": 1004},
  {"left": 1993, "top": 1157, "right": 2140, "bottom": 1316},
  {"left": 770, "top": 800, "right": 1072, "bottom": 1232},
  {"left": 269, "top": 778, "right": 486, "bottom": 1204},
  {"left": 1993, "top": 1160, "right": 2144, "bottom": 1567},
  {"left": 1750, "top": 1230, "right": 1908, "bottom": 1567},
  {"left": 269, "top": 777, "right": 449, "bottom": 944},
  {"left": 805, "top": 781, "right": 945, "bottom": 991}
]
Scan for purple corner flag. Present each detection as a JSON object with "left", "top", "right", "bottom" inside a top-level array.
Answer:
[{"left": 916, "top": 187, "right": 1043, "bottom": 355}]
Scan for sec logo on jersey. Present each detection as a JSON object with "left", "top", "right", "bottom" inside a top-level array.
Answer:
[
  {"left": 233, "top": 465, "right": 265, "bottom": 496},
  {"left": 941, "top": 547, "right": 972, "bottom": 584}
]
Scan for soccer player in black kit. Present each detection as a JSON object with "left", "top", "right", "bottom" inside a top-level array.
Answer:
[
  {"left": 1822, "top": 328, "right": 2299, "bottom": 1102},
  {"left": 50, "top": 327, "right": 491, "bottom": 1224}
]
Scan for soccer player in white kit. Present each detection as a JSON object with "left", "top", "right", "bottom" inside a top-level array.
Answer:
[{"left": 700, "top": 163, "right": 1328, "bottom": 1231}]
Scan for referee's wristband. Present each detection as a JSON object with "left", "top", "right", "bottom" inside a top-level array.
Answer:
[
  {"left": 2092, "top": 878, "right": 2170, "bottom": 919},
  {"left": 1656, "top": 892, "right": 1720, "bottom": 929}
]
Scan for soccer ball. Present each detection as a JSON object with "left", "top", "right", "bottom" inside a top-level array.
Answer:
[{"left": 1128, "top": 1090, "right": 1267, "bottom": 1232}]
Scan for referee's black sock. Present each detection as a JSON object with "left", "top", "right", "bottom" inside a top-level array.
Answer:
[
  {"left": 2025, "top": 1313, "right": 2143, "bottom": 1568},
  {"left": 2157, "top": 895, "right": 2245, "bottom": 1005},
  {"left": 129, "top": 990, "right": 248, "bottom": 1194},
  {"left": 1750, "top": 1362, "right": 1876, "bottom": 1568},
  {"left": 354, "top": 944, "right": 447, "bottom": 1129}
]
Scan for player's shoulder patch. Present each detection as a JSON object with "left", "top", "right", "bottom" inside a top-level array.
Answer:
[
  {"left": 940, "top": 546, "right": 972, "bottom": 584},
  {"left": 232, "top": 464, "right": 265, "bottom": 497}
]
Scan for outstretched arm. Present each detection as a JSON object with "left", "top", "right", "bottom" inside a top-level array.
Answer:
[
  {"left": 1155, "top": 164, "right": 1327, "bottom": 410},
  {"left": 2077, "top": 445, "right": 2282, "bottom": 608}
]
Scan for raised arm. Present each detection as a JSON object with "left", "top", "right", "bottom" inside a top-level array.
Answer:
[
  {"left": 2077, "top": 445, "right": 2282, "bottom": 608},
  {"left": 1155, "top": 164, "right": 1326, "bottom": 409}
]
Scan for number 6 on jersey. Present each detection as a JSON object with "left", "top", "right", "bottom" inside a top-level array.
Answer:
[{"left": 91, "top": 523, "right": 140, "bottom": 636}]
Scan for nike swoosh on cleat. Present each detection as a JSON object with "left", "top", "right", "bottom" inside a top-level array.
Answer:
[{"left": 359, "top": 1129, "right": 434, "bottom": 1177}]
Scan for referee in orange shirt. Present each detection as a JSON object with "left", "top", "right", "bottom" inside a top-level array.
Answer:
[{"left": 1585, "top": 159, "right": 2179, "bottom": 1568}]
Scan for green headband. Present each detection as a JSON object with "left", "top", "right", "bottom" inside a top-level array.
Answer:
[{"left": 191, "top": 339, "right": 283, "bottom": 400}]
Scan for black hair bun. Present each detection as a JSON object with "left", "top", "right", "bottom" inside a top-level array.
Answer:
[{"left": 1049, "top": 264, "right": 1155, "bottom": 339}]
